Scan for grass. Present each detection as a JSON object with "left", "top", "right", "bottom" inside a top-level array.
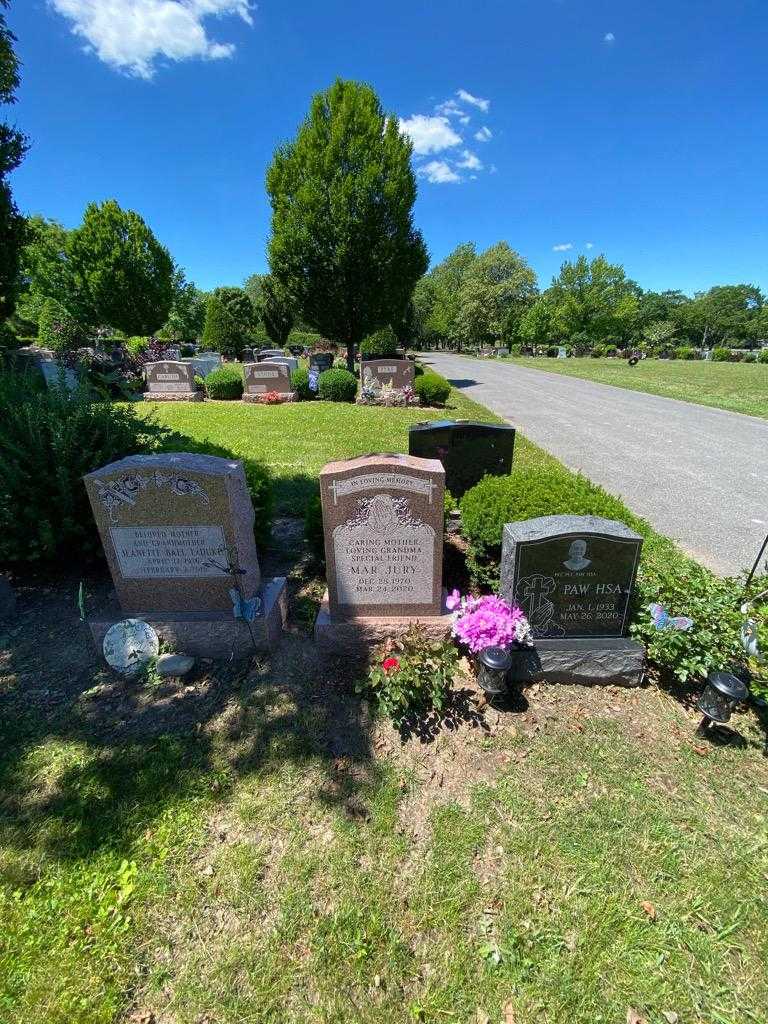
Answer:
[
  {"left": 142, "top": 389, "right": 563, "bottom": 515},
  {"left": 2, "top": 388, "right": 767, "bottom": 1023},
  {"left": 499, "top": 357, "right": 768, "bottom": 419}
]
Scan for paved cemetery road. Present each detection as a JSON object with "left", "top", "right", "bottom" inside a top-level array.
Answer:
[{"left": 421, "top": 352, "right": 768, "bottom": 576}]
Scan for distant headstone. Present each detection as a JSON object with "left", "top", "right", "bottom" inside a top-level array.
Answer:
[
  {"left": 500, "top": 515, "right": 645, "bottom": 685},
  {"left": 84, "top": 453, "right": 286, "bottom": 658},
  {"left": 258, "top": 349, "right": 286, "bottom": 361},
  {"left": 272, "top": 356, "right": 299, "bottom": 373},
  {"left": 557, "top": 346, "right": 567, "bottom": 359},
  {"left": 144, "top": 361, "right": 201, "bottom": 402},
  {"left": 242, "top": 361, "right": 296, "bottom": 402},
  {"left": 310, "top": 352, "right": 334, "bottom": 373},
  {"left": 360, "top": 358, "right": 415, "bottom": 390},
  {"left": 191, "top": 352, "right": 222, "bottom": 377},
  {"left": 409, "top": 420, "right": 515, "bottom": 498},
  {"left": 241, "top": 347, "right": 255, "bottom": 363},
  {"left": 316, "top": 454, "right": 446, "bottom": 628},
  {"left": 38, "top": 359, "right": 79, "bottom": 392}
]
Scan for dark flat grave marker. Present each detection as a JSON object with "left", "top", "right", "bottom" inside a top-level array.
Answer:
[{"left": 409, "top": 419, "right": 515, "bottom": 498}]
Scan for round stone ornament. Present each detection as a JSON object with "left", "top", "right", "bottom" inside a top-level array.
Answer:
[{"left": 103, "top": 618, "right": 159, "bottom": 676}]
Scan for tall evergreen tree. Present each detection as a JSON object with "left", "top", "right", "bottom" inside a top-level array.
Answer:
[
  {"left": 67, "top": 199, "right": 174, "bottom": 334},
  {"left": 260, "top": 274, "right": 294, "bottom": 345},
  {"left": 267, "top": 79, "right": 428, "bottom": 370},
  {"left": 0, "top": 0, "right": 28, "bottom": 324}
]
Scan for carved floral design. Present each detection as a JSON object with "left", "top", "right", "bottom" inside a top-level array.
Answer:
[{"left": 95, "top": 469, "right": 210, "bottom": 523}]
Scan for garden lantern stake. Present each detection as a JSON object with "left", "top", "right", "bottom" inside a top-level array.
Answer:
[
  {"left": 696, "top": 670, "right": 748, "bottom": 738},
  {"left": 476, "top": 646, "right": 513, "bottom": 698}
]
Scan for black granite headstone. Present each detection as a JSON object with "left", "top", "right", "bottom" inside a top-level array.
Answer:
[
  {"left": 500, "top": 515, "right": 642, "bottom": 640},
  {"left": 310, "top": 352, "right": 335, "bottom": 372},
  {"left": 408, "top": 420, "right": 515, "bottom": 498}
]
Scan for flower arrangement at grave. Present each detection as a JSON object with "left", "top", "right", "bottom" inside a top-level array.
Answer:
[
  {"left": 447, "top": 590, "right": 532, "bottom": 654},
  {"left": 356, "top": 375, "right": 418, "bottom": 408},
  {"left": 261, "top": 390, "right": 286, "bottom": 404}
]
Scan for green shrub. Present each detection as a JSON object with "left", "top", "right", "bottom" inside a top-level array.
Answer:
[
  {"left": 675, "top": 346, "right": 696, "bottom": 360},
  {"left": 125, "top": 335, "right": 150, "bottom": 355},
  {"left": 603, "top": 344, "right": 618, "bottom": 357},
  {"left": 304, "top": 490, "right": 324, "bottom": 562},
  {"left": 743, "top": 352, "right": 757, "bottom": 363},
  {"left": 591, "top": 345, "right": 605, "bottom": 358},
  {"left": 758, "top": 349, "right": 768, "bottom": 364},
  {"left": 37, "top": 298, "right": 85, "bottom": 353},
  {"left": 631, "top": 556, "right": 746, "bottom": 683},
  {"left": 291, "top": 367, "right": 314, "bottom": 401},
  {"left": 202, "top": 294, "right": 239, "bottom": 358},
  {"left": 460, "top": 468, "right": 642, "bottom": 587},
  {"left": 357, "top": 624, "right": 459, "bottom": 724},
  {"left": 546, "top": 345, "right": 559, "bottom": 357},
  {"left": 318, "top": 367, "right": 357, "bottom": 402},
  {"left": 242, "top": 458, "right": 274, "bottom": 550},
  {"left": 203, "top": 364, "right": 243, "bottom": 400},
  {"left": 288, "top": 330, "right": 324, "bottom": 350},
  {"left": 413, "top": 371, "right": 451, "bottom": 407},
  {"left": 509, "top": 343, "right": 522, "bottom": 356},
  {"left": 712, "top": 347, "right": 732, "bottom": 362},
  {"left": 360, "top": 326, "right": 398, "bottom": 359},
  {"left": 413, "top": 361, "right": 425, "bottom": 377},
  {"left": 0, "top": 377, "right": 168, "bottom": 566}
]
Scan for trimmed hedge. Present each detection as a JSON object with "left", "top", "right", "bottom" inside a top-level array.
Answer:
[
  {"left": 291, "top": 367, "right": 314, "bottom": 401},
  {"left": 203, "top": 364, "right": 243, "bottom": 400},
  {"left": 711, "top": 347, "right": 732, "bottom": 362},
  {"left": 318, "top": 367, "right": 357, "bottom": 402},
  {"left": 360, "top": 326, "right": 398, "bottom": 359},
  {"left": 414, "top": 371, "right": 451, "bottom": 407},
  {"left": 758, "top": 349, "right": 768, "bottom": 364},
  {"left": 675, "top": 346, "right": 697, "bottom": 360},
  {"left": 460, "top": 468, "right": 642, "bottom": 586}
]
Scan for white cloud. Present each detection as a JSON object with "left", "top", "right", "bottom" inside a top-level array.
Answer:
[
  {"left": 603, "top": 32, "right": 615, "bottom": 44},
  {"left": 456, "top": 88, "right": 490, "bottom": 112},
  {"left": 458, "top": 115, "right": 470, "bottom": 125},
  {"left": 457, "top": 149, "right": 483, "bottom": 171},
  {"left": 399, "top": 114, "right": 462, "bottom": 155},
  {"left": 585, "top": 241, "right": 594, "bottom": 249},
  {"left": 49, "top": 0, "right": 253, "bottom": 79},
  {"left": 474, "top": 126, "right": 492, "bottom": 142},
  {"left": 553, "top": 243, "right": 573, "bottom": 252},
  {"left": 435, "top": 98, "right": 463, "bottom": 117},
  {"left": 418, "top": 160, "right": 461, "bottom": 184}
]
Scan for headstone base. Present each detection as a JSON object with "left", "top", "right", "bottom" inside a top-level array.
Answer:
[
  {"left": 89, "top": 577, "right": 287, "bottom": 660},
  {"left": 508, "top": 638, "right": 645, "bottom": 687},
  {"left": 242, "top": 392, "right": 297, "bottom": 404},
  {"left": 314, "top": 589, "right": 454, "bottom": 654},
  {"left": 142, "top": 391, "right": 204, "bottom": 402}
]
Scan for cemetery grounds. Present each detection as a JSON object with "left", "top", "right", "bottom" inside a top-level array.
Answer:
[
  {"left": 498, "top": 357, "right": 768, "bottom": 420},
  {"left": 1, "top": 389, "right": 767, "bottom": 1024}
]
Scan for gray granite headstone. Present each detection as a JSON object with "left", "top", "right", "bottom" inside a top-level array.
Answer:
[
  {"left": 258, "top": 349, "right": 286, "bottom": 361},
  {"left": 271, "top": 356, "right": 299, "bottom": 373},
  {"left": 501, "top": 515, "right": 642, "bottom": 640},
  {"left": 191, "top": 352, "right": 222, "bottom": 377},
  {"left": 408, "top": 420, "right": 515, "bottom": 498},
  {"left": 500, "top": 515, "right": 645, "bottom": 686},
  {"left": 145, "top": 360, "right": 196, "bottom": 394},
  {"left": 243, "top": 361, "right": 294, "bottom": 397}
]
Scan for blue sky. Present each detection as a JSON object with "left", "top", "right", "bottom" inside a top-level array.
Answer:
[{"left": 7, "top": 0, "right": 768, "bottom": 295}]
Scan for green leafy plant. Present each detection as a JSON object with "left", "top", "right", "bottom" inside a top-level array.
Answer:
[
  {"left": 291, "top": 366, "right": 314, "bottom": 401},
  {"left": 460, "top": 468, "right": 641, "bottom": 587},
  {"left": 203, "top": 364, "right": 244, "bottom": 400},
  {"left": 711, "top": 346, "right": 732, "bottom": 362},
  {"left": 413, "top": 371, "right": 451, "bottom": 407},
  {"left": 360, "top": 326, "right": 398, "bottom": 359},
  {"left": 758, "top": 348, "right": 768, "bottom": 364},
  {"left": 358, "top": 625, "right": 459, "bottom": 724},
  {"left": 37, "top": 297, "right": 85, "bottom": 353},
  {"left": 675, "top": 346, "right": 697, "bottom": 360},
  {"left": 0, "top": 375, "right": 168, "bottom": 565},
  {"left": 318, "top": 366, "right": 357, "bottom": 402}
]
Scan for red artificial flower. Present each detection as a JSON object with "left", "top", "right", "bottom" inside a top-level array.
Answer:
[{"left": 382, "top": 656, "right": 400, "bottom": 673}]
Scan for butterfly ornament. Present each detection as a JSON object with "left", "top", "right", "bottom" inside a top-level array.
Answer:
[
  {"left": 229, "top": 588, "right": 261, "bottom": 623},
  {"left": 648, "top": 603, "right": 693, "bottom": 631}
]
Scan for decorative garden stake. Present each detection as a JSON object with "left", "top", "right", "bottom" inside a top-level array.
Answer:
[
  {"left": 696, "top": 670, "right": 748, "bottom": 738},
  {"left": 476, "top": 645, "right": 513, "bottom": 697}
]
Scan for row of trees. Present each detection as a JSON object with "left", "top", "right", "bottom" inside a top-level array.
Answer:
[{"left": 414, "top": 247, "right": 768, "bottom": 352}]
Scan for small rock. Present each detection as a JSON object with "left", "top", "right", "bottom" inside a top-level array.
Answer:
[{"left": 156, "top": 653, "right": 195, "bottom": 677}]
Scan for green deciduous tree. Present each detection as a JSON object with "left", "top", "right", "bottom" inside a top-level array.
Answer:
[
  {"left": 259, "top": 274, "right": 293, "bottom": 346},
  {"left": 212, "top": 286, "right": 254, "bottom": 340},
  {"left": 267, "top": 79, "right": 428, "bottom": 370},
  {"left": 67, "top": 199, "right": 174, "bottom": 334},
  {"left": 546, "top": 255, "right": 639, "bottom": 343},
  {"left": 158, "top": 268, "right": 206, "bottom": 341},
  {"left": 0, "top": 0, "right": 28, "bottom": 323},
  {"left": 681, "top": 284, "right": 764, "bottom": 347},
  {"left": 455, "top": 242, "right": 538, "bottom": 348},
  {"left": 518, "top": 296, "right": 554, "bottom": 346}
]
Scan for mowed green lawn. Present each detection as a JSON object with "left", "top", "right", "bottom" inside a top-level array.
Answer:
[
  {"left": 505, "top": 357, "right": 768, "bottom": 419},
  {"left": 2, "top": 391, "right": 768, "bottom": 1024},
  {"left": 141, "top": 390, "right": 561, "bottom": 514}
]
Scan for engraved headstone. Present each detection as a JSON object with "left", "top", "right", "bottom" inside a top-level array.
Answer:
[
  {"left": 409, "top": 420, "right": 515, "bottom": 498},
  {"left": 258, "top": 348, "right": 286, "bottom": 361},
  {"left": 84, "top": 453, "right": 286, "bottom": 658},
  {"left": 360, "top": 358, "right": 415, "bottom": 390},
  {"left": 310, "top": 352, "right": 334, "bottom": 373},
  {"left": 319, "top": 454, "right": 444, "bottom": 620},
  {"left": 144, "top": 360, "right": 200, "bottom": 402},
  {"left": 500, "top": 516, "right": 642, "bottom": 639},
  {"left": 271, "top": 356, "right": 299, "bottom": 373},
  {"left": 243, "top": 361, "right": 295, "bottom": 401},
  {"left": 191, "top": 352, "right": 222, "bottom": 377},
  {"left": 500, "top": 515, "right": 645, "bottom": 685}
]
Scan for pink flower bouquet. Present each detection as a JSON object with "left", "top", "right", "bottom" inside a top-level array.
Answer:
[{"left": 448, "top": 590, "right": 532, "bottom": 654}]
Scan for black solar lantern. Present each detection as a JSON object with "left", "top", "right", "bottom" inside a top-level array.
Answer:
[
  {"left": 696, "top": 670, "right": 748, "bottom": 736},
  {"left": 476, "top": 646, "right": 513, "bottom": 697}
]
